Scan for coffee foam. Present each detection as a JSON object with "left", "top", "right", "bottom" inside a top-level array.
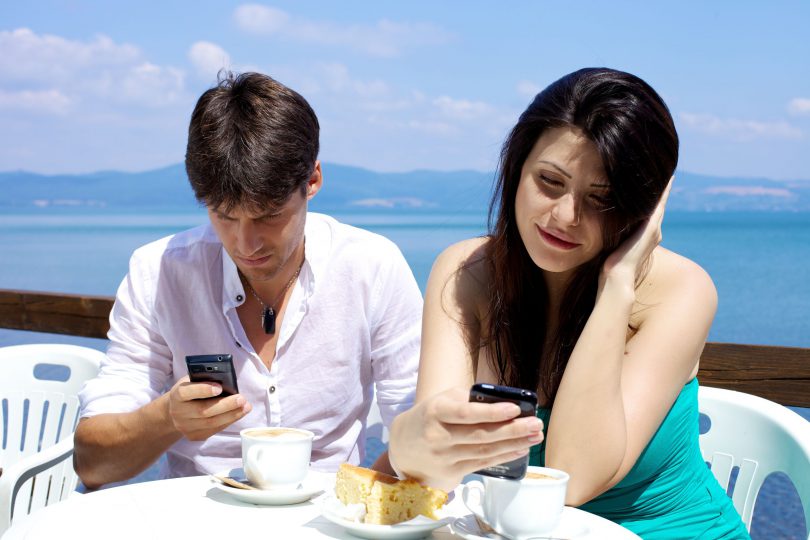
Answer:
[
  {"left": 244, "top": 428, "right": 309, "bottom": 441},
  {"left": 524, "top": 471, "right": 557, "bottom": 480}
]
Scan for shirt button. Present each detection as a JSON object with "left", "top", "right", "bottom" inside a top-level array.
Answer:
[
  {"left": 236, "top": 294, "right": 244, "bottom": 302},
  {"left": 269, "top": 385, "right": 276, "bottom": 393}
]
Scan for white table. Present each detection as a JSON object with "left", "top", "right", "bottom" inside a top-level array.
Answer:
[{"left": 2, "top": 475, "right": 639, "bottom": 539}]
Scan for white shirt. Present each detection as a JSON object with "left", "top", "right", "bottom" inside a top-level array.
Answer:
[{"left": 79, "top": 212, "right": 422, "bottom": 479}]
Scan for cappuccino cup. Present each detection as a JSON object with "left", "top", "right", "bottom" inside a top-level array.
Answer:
[
  {"left": 462, "top": 466, "right": 569, "bottom": 539},
  {"left": 240, "top": 427, "right": 313, "bottom": 490}
]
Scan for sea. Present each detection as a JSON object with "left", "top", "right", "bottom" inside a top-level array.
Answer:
[{"left": 1, "top": 209, "right": 808, "bottom": 538}]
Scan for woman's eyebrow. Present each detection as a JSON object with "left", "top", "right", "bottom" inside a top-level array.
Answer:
[{"left": 537, "top": 160, "right": 572, "bottom": 178}]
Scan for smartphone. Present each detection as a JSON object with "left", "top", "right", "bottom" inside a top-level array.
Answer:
[
  {"left": 185, "top": 354, "right": 239, "bottom": 398},
  {"left": 469, "top": 383, "right": 538, "bottom": 480}
]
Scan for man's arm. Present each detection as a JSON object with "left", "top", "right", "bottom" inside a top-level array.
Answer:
[{"left": 75, "top": 377, "right": 251, "bottom": 489}]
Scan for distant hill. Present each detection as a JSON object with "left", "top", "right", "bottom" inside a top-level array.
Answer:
[{"left": 1, "top": 163, "right": 808, "bottom": 212}]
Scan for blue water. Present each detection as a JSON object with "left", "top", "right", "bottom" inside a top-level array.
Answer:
[{"left": 1, "top": 210, "right": 809, "bottom": 538}]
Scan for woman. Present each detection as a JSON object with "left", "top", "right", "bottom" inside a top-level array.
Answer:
[{"left": 389, "top": 68, "right": 749, "bottom": 538}]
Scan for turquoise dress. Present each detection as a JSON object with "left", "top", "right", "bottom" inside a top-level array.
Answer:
[{"left": 530, "top": 379, "right": 750, "bottom": 539}]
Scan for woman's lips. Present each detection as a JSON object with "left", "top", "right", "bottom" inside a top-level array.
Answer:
[{"left": 538, "top": 227, "right": 580, "bottom": 250}]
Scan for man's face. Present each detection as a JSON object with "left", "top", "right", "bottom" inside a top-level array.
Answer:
[{"left": 208, "top": 190, "right": 309, "bottom": 284}]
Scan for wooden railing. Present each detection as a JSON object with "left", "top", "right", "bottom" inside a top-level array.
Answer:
[{"left": 1, "top": 288, "right": 809, "bottom": 408}]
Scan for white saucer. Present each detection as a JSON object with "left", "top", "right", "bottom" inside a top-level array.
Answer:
[
  {"left": 211, "top": 468, "right": 327, "bottom": 506},
  {"left": 321, "top": 494, "right": 452, "bottom": 540},
  {"left": 450, "top": 509, "right": 589, "bottom": 539}
]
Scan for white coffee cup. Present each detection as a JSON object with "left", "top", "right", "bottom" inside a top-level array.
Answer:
[
  {"left": 240, "top": 427, "right": 314, "bottom": 490},
  {"left": 462, "top": 466, "right": 569, "bottom": 540}
]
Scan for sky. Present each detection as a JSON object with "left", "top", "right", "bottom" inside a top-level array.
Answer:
[{"left": 1, "top": 1, "right": 809, "bottom": 180}]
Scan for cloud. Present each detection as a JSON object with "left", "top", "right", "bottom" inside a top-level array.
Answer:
[
  {"left": 233, "top": 4, "right": 290, "bottom": 34},
  {"left": 0, "top": 27, "right": 186, "bottom": 108},
  {"left": 232, "top": 4, "right": 451, "bottom": 57},
  {"left": 0, "top": 89, "right": 72, "bottom": 115},
  {"left": 679, "top": 112, "right": 803, "bottom": 140},
  {"left": 516, "top": 80, "right": 541, "bottom": 99},
  {"left": 0, "top": 28, "right": 140, "bottom": 84},
  {"left": 704, "top": 186, "right": 794, "bottom": 198},
  {"left": 433, "top": 96, "right": 494, "bottom": 120},
  {"left": 318, "top": 63, "right": 389, "bottom": 97},
  {"left": 188, "top": 41, "right": 232, "bottom": 79},
  {"left": 788, "top": 98, "right": 810, "bottom": 116}
]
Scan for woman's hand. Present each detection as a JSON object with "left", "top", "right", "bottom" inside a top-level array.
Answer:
[
  {"left": 602, "top": 177, "right": 673, "bottom": 286},
  {"left": 389, "top": 387, "right": 543, "bottom": 491}
]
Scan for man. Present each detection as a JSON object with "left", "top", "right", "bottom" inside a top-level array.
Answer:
[{"left": 74, "top": 72, "right": 421, "bottom": 489}]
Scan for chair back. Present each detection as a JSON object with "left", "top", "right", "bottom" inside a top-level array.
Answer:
[
  {"left": 699, "top": 385, "right": 810, "bottom": 538},
  {"left": 0, "top": 344, "right": 104, "bottom": 532}
]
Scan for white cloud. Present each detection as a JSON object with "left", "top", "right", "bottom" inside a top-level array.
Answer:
[
  {"left": 0, "top": 27, "right": 187, "bottom": 108},
  {"left": 0, "top": 89, "right": 71, "bottom": 115},
  {"left": 433, "top": 96, "right": 494, "bottom": 120},
  {"left": 516, "top": 80, "right": 541, "bottom": 99},
  {"left": 233, "top": 4, "right": 290, "bottom": 34},
  {"left": 679, "top": 112, "right": 803, "bottom": 140},
  {"left": 318, "top": 63, "right": 389, "bottom": 97},
  {"left": 232, "top": 4, "right": 451, "bottom": 57},
  {"left": 0, "top": 28, "right": 139, "bottom": 84},
  {"left": 788, "top": 98, "right": 810, "bottom": 116},
  {"left": 188, "top": 41, "right": 232, "bottom": 79}
]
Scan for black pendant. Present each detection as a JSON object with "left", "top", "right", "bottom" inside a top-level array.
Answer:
[{"left": 262, "top": 306, "right": 276, "bottom": 334}]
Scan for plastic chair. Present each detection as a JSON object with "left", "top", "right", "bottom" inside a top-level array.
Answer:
[
  {"left": 699, "top": 385, "right": 810, "bottom": 538},
  {"left": 0, "top": 344, "right": 104, "bottom": 533}
]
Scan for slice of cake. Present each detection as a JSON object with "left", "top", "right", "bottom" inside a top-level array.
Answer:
[{"left": 334, "top": 463, "right": 448, "bottom": 525}]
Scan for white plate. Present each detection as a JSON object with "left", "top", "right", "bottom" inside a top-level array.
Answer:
[
  {"left": 450, "top": 509, "right": 590, "bottom": 539},
  {"left": 211, "top": 468, "right": 327, "bottom": 506},
  {"left": 321, "top": 494, "right": 453, "bottom": 540}
]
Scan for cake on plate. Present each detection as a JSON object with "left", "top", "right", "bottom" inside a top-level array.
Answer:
[{"left": 334, "top": 463, "right": 448, "bottom": 525}]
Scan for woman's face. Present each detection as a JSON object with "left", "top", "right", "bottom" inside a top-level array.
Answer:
[{"left": 515, "top": 126, "right": 612, "bottom": 279}]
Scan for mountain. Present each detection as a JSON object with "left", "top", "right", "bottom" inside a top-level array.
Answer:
[{"left": 1, "top": 163, "right": 808, "bottom": 212}]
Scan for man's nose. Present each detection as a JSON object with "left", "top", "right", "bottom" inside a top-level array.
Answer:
[
  {"left": 552, "top": 192, "right": 581, "bottom": 226},
  {"left": 236, "top": 221, "right": 263, "bottom": 255}
]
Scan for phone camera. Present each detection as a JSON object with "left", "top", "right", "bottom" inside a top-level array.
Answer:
[{"left": 476, "top": 395, "right": 484, "bottom": 401}]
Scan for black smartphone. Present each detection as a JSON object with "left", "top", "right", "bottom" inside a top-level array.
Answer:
[
  {"left": 469, "top": 383, "right": 538, "bottom": 480},
  {"left": 185, "top": 354, "right": 239, "bottom": 398}
]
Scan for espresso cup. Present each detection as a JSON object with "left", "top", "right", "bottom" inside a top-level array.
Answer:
[
  {"left": 240, "top": 427, "right": 314, "bottom": 490},
  {"left": 462, "top": 466, "right": 569, "bottom": 539}
]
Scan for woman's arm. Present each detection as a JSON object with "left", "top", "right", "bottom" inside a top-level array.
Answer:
[
  {"left": 546, "top": 182, "right": 718, "bottom": 505},
  {"left": 388, "top": 239, "right": 543, "bottom": 490}
]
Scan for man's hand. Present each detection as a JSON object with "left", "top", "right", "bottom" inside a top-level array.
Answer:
[{"left": 167, "top": 376, "right": 252, "bottom": 441}]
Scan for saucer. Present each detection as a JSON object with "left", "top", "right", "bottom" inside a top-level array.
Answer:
[
  {"left": 211, "top": 468, "right": 327, "bottom": 506},
  {"left": 450, "top": 510, "right": 589, "bottom": 539},
  {"left": 321, "top": 494, "right": 453, "bottom": 540}
]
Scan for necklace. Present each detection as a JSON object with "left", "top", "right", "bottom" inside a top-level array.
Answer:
[{"left": 241, "top": 250, "right": 305, "bottom": 335}]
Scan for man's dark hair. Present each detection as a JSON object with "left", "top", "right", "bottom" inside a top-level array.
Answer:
[{"left": 185, "top": 71, "right": 320, "bottom": 211}]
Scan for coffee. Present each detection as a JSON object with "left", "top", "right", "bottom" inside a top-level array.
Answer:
[
  {"left": 525, "top": 471, "right": 557, "bottom": 480},
  {"left": 240, "top": 426, "right": 314, "bottom": 490},
  {"left": 244, "top": 427, "right": 308, "bottom": 440}
]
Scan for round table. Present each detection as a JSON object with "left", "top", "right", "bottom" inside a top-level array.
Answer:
[{"left": 1, "top": 474, "right": 640, "bottom": 539}]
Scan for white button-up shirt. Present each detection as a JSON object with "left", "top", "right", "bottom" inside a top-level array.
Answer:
[{"left": 79, "top": 213, "right": 422, "bottom": 479}]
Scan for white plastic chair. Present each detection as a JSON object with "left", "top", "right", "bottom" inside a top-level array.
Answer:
[
  {"left": 699, "top": 385, "right": 810, "bottom": 538},
  {"left": 0, "top": 344, "right": 104, "bottom": 533}
]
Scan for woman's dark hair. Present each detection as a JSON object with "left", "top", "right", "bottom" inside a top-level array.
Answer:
[
  {"left": 185, "top": 71, "right": 320, "bottom": 212},
  {"left": 486, "top": 67, "right": 678, "bottom": 404}
]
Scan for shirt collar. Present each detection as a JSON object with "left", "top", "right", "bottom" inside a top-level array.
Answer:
[{"left": 219, "top": 212, "right": 332, "bottom": 310}]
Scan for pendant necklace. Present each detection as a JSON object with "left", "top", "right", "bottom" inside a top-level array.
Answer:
[{"left": 242, "top": 250, "right": 305, "bottom": 335}]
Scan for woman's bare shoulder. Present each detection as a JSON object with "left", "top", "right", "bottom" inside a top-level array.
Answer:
[
  {"left": 634, "top": 246, "right": 717, "bottom": 319},
  {"left": 427, "top": 236, "right": 491, "bottom": 317}
]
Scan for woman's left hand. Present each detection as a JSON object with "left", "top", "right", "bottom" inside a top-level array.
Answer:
[{"left": 601, "top": 177, "right": 673, "bottom": 285}]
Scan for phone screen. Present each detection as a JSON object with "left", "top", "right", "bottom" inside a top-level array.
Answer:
[
  {"left": 469, "top": 383, "right": 538, "bottom": 480},
  {"left": 186, "top": 354, "right": 239, "bottom": 397}
]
